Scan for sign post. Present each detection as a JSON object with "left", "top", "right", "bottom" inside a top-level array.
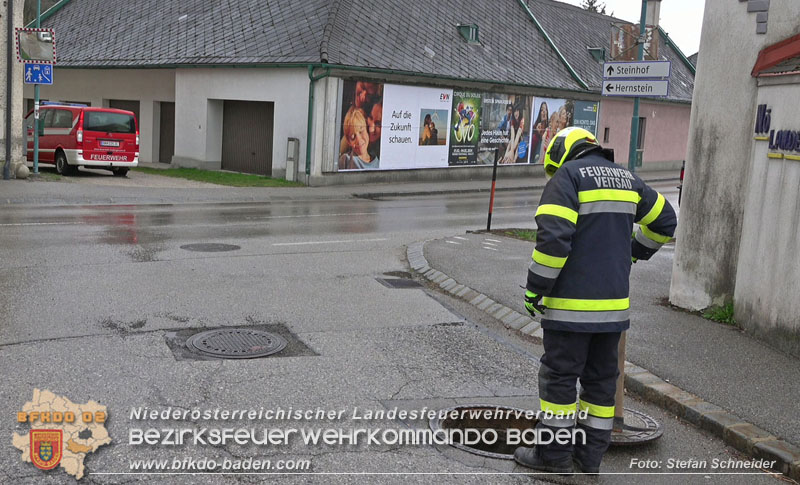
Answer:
[
  {"left": 627, "top": 2, "right": 649, "bottom": 173},
  {"left": 3, "top": 0, "right": 12, "bottom": 180},
  {"left": 15, "top": 1, "right": 55, "bottom": 175},
  {"left": 602, "top": 79, "right": 669, "bottom": 97}
]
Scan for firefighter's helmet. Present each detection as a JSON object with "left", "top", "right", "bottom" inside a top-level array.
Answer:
[{"left": 543, "top": 127, "right": 599, "bottom": 178}]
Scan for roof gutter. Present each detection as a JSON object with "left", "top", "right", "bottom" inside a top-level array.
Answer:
[
  {"left": 659, "top": 26, "right": 696, "bottom": 75},
  {"left": 24, "top": 0, "right": 72, "bottom": 28},
  {"left": 516, "top": 0, "right": 589, "bottom": 90}
]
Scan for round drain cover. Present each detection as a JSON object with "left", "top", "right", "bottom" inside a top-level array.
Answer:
[
  {"left": 186, "top": 328, "right": 287, "bottom": 359},
  {"left": 180, "top": 243, "right": 241, "bottom": 252}
]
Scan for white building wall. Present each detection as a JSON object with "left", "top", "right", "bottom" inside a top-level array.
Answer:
[
  {"left": 669, "top": 0, "right": 800, "bottom": 310},
  {"left": 173, "top": 68, "right": 309, "bottom": 178},
  {"left": 734, "top": 76, "right": 800, "bottom": 357},
  {"left": 22, "top": 69, "right": 176, "bottom": 163}
]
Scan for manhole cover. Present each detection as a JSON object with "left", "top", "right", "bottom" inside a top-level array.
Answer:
[
  {"left": 610, "top": 408, "right": 663, "bottom": 446},
  {"left": 376, "top": 278, "right": 423, "bottom": 289},
  {"left": 186, "top": 328, "right": 287, "bottom": 359},
  {"left": 180, "top": 243, "right": 241, "bottom": 252},
  {"left": 429, "top": 405, "right": 538, "bottom": 460}
]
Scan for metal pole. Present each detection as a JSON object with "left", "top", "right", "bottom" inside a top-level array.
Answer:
[
  {"left": 3, "top": 0, "right": 13, "bottom": 179},
  {"left": 627, "top": 1, "right": 648, "bottom": 172},
  {"left": 33, "top": 0, "right": 41, "bottom": 174},
  {"left": 486, "top": 149, "right": 499, "bottom": 231}
]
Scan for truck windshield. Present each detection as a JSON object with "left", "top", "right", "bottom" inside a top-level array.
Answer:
[{"left": 84, "top": 112, "right": 136, "bottom": 134}]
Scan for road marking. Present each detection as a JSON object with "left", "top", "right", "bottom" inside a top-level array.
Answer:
[
  {"left": 485, "top": 238, "right": 501, "bottom": 243},
  {"left": 446, "top": 240, "right": 460, "bottom": 245},
  {"left": 0, "top": 222, "right": 80, "bottom": 226},
  {"left": 245, "top": 211, "right": 379, "bottom": 220},
  {"left": 483, "top": 246, "right": 498, "bottom": 251},
  {"left": 453, "top": 236, "right": 468, "bottom": 240},
  {"left": 272, "top": 238, "right": 388, "bottom": 247},
  {"left": 483, "top": 241, "right": 498, "bottom": 246}
]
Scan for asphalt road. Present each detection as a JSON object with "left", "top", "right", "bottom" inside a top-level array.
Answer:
[{"left": 0, "top": 180, "right": 779, "bottom": 483}]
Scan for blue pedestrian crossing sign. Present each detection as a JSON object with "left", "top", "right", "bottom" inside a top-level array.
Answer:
[{"left": 24, "top": 63, "right": 53, "bottom": 85}]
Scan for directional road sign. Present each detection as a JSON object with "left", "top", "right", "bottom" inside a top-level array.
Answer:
[
  {"left": 602, "top": 80, "right": 669, "bottom": 98},
  {"left": 603, "top": 61, "right": 671, "bottom": 79},
  {"left": 24, "top": 63, "right": 53, "bottom": 85}
]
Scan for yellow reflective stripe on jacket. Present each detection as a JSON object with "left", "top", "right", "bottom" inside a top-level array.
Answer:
[
  {"left": 536, "top": 204, "right": 578, "bottom": 224},
  {"left": 532, "top": 249, "right": 568, "bottom": 269},
  {"left": 638, "top": 193, "right": 665, "bottom": 225},
  {"left": 540, "top": 399, "right": 578, "bottom": 414},
  {"left": 578, "top": 189, "right": 641, "bottom": 204},
  {"left": 579, "top": 399, "right": 615, "bottom": 418},
  {"left": 641, "top": 225, "right": 672, "bottom": 244},
  {"left": 542, "top": 297, "right": 630, "bottom": 311}
]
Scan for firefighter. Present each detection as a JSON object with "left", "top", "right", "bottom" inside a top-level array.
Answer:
[{"left": 514, "top": 127, "right": 676, "bottom": 475}]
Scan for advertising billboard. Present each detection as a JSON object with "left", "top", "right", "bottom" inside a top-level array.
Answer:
[{"left": 338, "top": 79, "right": 598, "bottom": 171}]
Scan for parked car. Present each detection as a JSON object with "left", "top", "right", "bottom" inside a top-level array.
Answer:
[{"left": 24, "top": 102, "right": 139, "bottom": 176}]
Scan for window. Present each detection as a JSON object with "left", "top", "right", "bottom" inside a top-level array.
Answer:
[
  {"left": 603, "top": 127, "right": 610, "bottom": 143},
  {"left": 51, "top": 109, "right": 73, "bottom": 128},
  {"left": 84, "top": 112, "right": 136, "bottom": 134},
  {"left": 588, "top": 47, "right": 606, "bottom": 63},
  {"left": 457, "top": 24, "right": 480, "bottom": 44},
  {"left": 43, "top": 109, "right": 56, "bottom": 128},
  {"left": 636, "top": 117, "right": 646, "bottom": 149}
]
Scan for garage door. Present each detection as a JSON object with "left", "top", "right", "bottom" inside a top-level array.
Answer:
[
  {"left": 109, "top": 99, "right": 141, "bottom": 125},
  {"left": 222, "top": 100, "right": 273, "bottom": 176},
  {"left": 159, "top": 102, "right": 175, "bottom": 163}
]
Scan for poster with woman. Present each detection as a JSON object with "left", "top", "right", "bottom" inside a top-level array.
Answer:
[
  {"left": 478, "top": 93, "right": 533, "bottom": 164},
  {"left": 380, "top": 83, "right": 452, "bottom": 169},
  {"left": 339, "top": 80, "right": 384, "bottom": 171},
  {"left": 530, "top": 97, "right": 574, "bottom": 164}
]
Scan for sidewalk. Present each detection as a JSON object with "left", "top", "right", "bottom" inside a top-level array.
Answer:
[
  {"left": 412, "top": 233, "right": 800, "bottom": 479},
  {"left": 0, "top": 168, "right": 679, "bottom": 206}
]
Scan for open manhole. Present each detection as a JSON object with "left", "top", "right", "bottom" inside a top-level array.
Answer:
[
  {"left": 180, "top": 243, "right": 241, "bottom": 252},
  {"left": 429, "top": 405, "right": 538, "bottom": 460},
  {"left": 186, "top": 328, "right": 287, "bottom": 359},
  {"left": 376, "top": 278, "right": 423, "bottom": 289}
]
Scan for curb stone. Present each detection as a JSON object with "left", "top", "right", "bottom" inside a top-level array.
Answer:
[{"left": 407, "top": 238, "right": 800, "bottom": 480}]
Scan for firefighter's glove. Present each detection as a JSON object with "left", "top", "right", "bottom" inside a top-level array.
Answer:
[{"left": 524, "top": 290, "right": 545, "bottom": 316}]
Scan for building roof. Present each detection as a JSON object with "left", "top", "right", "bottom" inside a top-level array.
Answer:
[
  {"left": 688, "top": 52, "right": 698, "bottom": 66},
  {"left": 42, "top": 0, "right": 694, "bottom": 101},
  {"left": 526, "top": 0, "right": 694, "bottom": 101},
  {"left": 752, "top": 33, "right": 800, "bottom": 77},
  {"left": 42, "top": 0, "right": 332, "bottom": 65}
]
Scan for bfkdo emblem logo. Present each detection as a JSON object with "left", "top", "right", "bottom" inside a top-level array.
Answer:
[{"left": 31, "top": 429, "right": 62, "bottom": 470}]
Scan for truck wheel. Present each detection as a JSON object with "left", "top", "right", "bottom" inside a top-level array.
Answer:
[
  {"left": 55, "top": 152, "right": 74, "bottom": 175},
  {"left": 112, "top": 168, "right": 129, "bottom": 177}
]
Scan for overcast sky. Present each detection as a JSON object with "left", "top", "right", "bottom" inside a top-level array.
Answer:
[{"left": 555, "top": 0, "right": 705, "bottom": 56}]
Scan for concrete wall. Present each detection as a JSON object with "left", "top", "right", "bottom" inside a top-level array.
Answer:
[
  {"left": 734, "top": 75, "right": 800, "bottom": 357},
  {"left": 669, "top": 0, "right": 800, "bottom": 310},
  {"left": 173, "top": 68, "right": 309, "bottom": 178},
  {"left": 0, "top": 0, "right": 26, "bottom": 168},
  {"left": 598, "top": 99, "right": 690, "bottom": 170},
  {"left": 22, "top": 69, "right": 176, "bottom": 163}
]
